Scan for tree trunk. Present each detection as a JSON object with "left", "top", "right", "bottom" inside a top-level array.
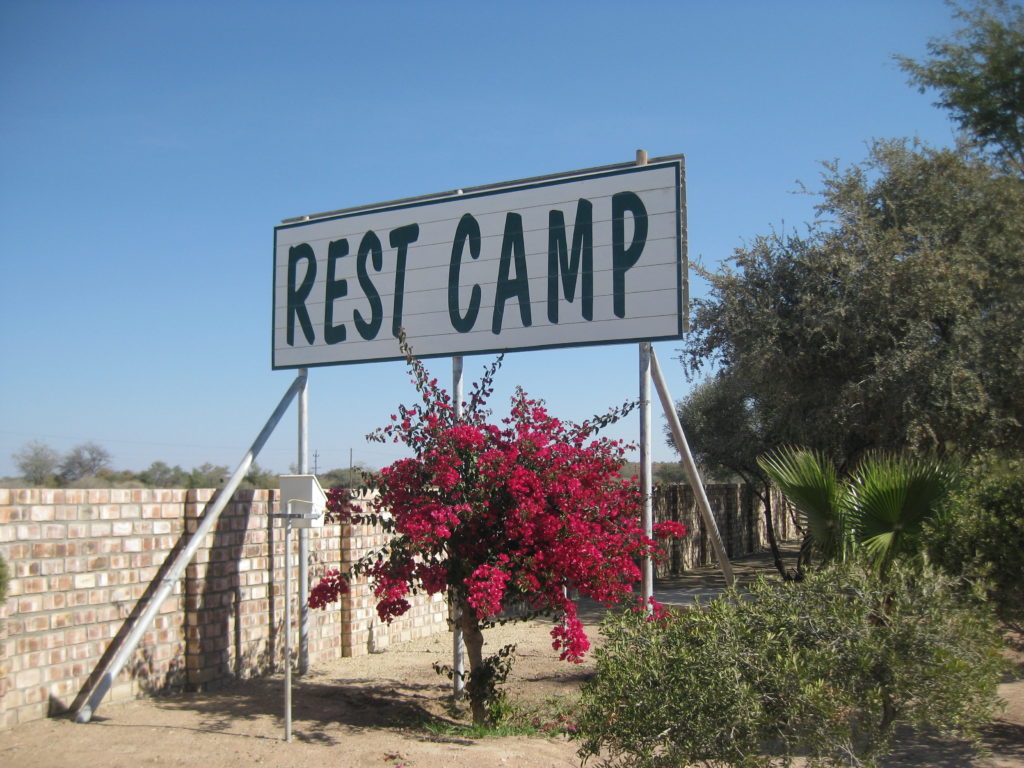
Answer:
[
  {"left": 457, "top": 601, "right": 489, "bottom": 725},
  {"left": 760, "top": 488, "right": 793, "bottom": 581}
]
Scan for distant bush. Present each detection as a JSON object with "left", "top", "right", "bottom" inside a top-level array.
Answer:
[
  {"left": 0, "top": 553, "right": 8, "bottom": 603},
  {"left": 926, "top": 453, "right": 1024, "bottom": 630},
  {"left": 317, "top": 465, "right": 375, "bottom": 489},
  {"left": 575, "top": 561, "right": 1005, "bottom": 768}
]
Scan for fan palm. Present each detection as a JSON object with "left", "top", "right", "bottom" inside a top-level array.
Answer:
[
  {"left": 757, "top": 446, "right": 852, "bottom": 564},
  {"left": 849, "top": 452, "right": 958, "bottom": 574},
  {"left": 758, "top": 447, "right": 957, "bottom": 575}
]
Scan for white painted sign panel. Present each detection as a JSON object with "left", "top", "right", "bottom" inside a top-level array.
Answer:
[{"left": 272, "top": 157, "right": 685, "bottom": 369}]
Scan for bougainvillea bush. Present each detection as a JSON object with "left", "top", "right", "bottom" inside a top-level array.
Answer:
[{"left": 310, "top": 340, "right": 685, "bottom": 724}]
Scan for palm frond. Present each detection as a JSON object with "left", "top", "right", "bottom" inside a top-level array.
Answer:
[
  {"left": 849, "top": 453, "right": 957, "bottom": 573},
  {"left": 758, "top": 447, "right": 850, "bottom": 562}
]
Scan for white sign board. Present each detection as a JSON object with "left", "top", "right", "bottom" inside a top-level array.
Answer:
[{"left": 273, "top": 157, "right": 685, "bottom": 368}]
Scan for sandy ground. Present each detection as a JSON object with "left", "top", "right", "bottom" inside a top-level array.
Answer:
[
  {"left": 4, "top": 616, "right": 592, "bottom": 768},
  {"left": 3, "top": 552, "right": 1023, "bottom": 768}
]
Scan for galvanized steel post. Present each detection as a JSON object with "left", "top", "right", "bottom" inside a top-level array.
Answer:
[
  {"left": 73, "top": 371, "right": 308, "bottom": 723},
  {"left": 639, "top": 341, "right": 654, "bottom": 605},
  {"left": 636, "top": 149, "right": 654, "bottom": 608},
  {"left": 451, "top": 354, "right": 466, "bottom": 699},
  {"left": 297, "top": 368, "right": 309, "bottom": 675},
  {"left": 284, "top": 509, "right": 293, "bottom": 741},
  {"left": 650, "top": 349, "right": 734, "bottom": 586}
]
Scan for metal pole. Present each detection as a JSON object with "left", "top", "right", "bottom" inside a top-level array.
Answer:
[
  {"left": 298, "top": 368, "right": 309, "bottom": 473},
  {"left": 284, "top": 510, "right": 293, "bottom": 742},
  {"left": 73, "top": 371, "right": 307, "bottom": 723},
  {"left": 649, "top": 349, "right": 734, "bottom": 586},
  {"left": 635, "top": 148, "right": 654, "bottom": 608},
  {"left": 297, "top": 368, "right": 309, "bottom": 675},
  {"left": 451, "top": 355, "right": 466, "bottom": 699},
  {"left": 639, "top": 342, "right": 654, "bottom": 606}
]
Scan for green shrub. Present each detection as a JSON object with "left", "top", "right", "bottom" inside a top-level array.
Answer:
[
  {"left": 926, "top": 453, "right": 1024, "bottom": 630},
  {"left": 758, "top": 447, "right": 958, "bottom": 575},
  {"left": 575, "top": 561, "right": 1005, "bottom": 768},
  {"left": 0, "top": 553, "right": 7, "bottom": 603}
]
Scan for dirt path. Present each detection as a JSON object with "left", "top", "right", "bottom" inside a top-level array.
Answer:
[{"left": 2, "top": 618, "right": 587, "bottom": 768}]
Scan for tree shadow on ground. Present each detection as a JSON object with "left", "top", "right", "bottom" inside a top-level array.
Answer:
[
  {"left": 144, "top": 675, "right": 469, "bottom": 746},
  {"left": 881, "top": 719, "right": 1024, "bottom": 767}
]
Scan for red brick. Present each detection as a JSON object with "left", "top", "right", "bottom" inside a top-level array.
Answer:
[
  {"left": 49, "top": 574, "right": 73, "bottom": 591},
  {"left": 16, "top": 524, "right": 40, "bottom": 540},
  {"left": 65, "top": 627, "right": 87, "bottom": 644},
  {"left": 17, "top": 596, "right": 42, "bottom": 613},
  {"left": 30, "top": 542, "right": 54, "bottom": 558},
  {"left": 29, "top": 506, "right": 55, "bottom": 522}
]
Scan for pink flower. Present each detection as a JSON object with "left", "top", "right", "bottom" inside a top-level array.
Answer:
[
  {"left": 415, "top": 562, "right": 448, "bottom": 595},
  {"left": 311, "top": 354, "right": 666, "bottom": 668},
  {"left": 308, "top": 569, "right": 348, "bottom": 608},
  {"left": 550, "top": 609, "right": 590, "bottom": 662},
  {"left": 653, "top": 520, "right": 688, "bottom": 539},
  {"left": 466, "top": 562, "right": 511, "bottom": 619}
]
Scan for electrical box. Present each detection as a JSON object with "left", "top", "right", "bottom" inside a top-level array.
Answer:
[{"left": 279, "top": 474, "right": 327, "bottom": 529}]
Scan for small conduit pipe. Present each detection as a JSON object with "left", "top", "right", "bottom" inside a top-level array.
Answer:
[
  {"left": 649, "top": 349, "right": 735, "bottom": 588},
  {"left": 73, "top": 371, "right": 308, "bottom": 723}
]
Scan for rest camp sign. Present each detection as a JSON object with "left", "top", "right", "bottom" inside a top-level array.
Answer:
[{"left": 272, "top": 157, "right": 686, "bottom": 368}]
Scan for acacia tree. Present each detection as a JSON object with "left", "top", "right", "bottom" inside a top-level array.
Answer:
[
  {"left": 898, "top": 0, "right": 1024, "bottom": 174},
  {"left": 310, "top": 342, "right": 684, "bottom": 724},
  {"left": 58, "top": 441, "right": 112, "bottom": 484},
  {"left": 677, "top": 1, "right": 1024, "bottom": 481},
  {"left": 680, "top": 139, "right": 1024, "bottom": 468},
  {"left": 12, "top": 440, "right": 61, "bottom": 486},
  {"left": 138, "top": 461, "right": 190, "bottom": 488}
]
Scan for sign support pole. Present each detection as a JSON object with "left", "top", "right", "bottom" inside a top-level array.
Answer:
[
  {"left": 639, "top": 342, "right": 654, "bottom": 605},
  {"left": 451, "top": 355, "right": 466, "bottom": 699},
  {"left": 649, "top": 349, "right": 734, "bottom": 586},
  {"left": 297, "top": 368, "right": 309, "bottom": 675},
  {"left": 73, "top": 373, "right": 307, "bottom": 724},
  {"left": 635, "top": 149, "right": 655, "bottom": 608},
  {"left": 283, "top": 510, "right": 293, "bottom": 742}
]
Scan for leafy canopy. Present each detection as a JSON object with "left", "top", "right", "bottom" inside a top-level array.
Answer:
[
  {"left": 898, "top": 0, "right": 1024, "bottom": 173},
  {"left": 681, "top": 139, "right": 1024, "bottom": 467},
  {"left": 925, "top": 452, "right": 1024, "bottom": 629}
]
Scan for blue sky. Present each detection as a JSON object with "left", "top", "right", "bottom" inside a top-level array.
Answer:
[{"left": 0, "top": 0, "right": 963, "bottom": 478}]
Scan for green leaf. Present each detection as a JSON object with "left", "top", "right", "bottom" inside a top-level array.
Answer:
[{"left": 758, "top": 447, "right": 851, "bottom": 562}]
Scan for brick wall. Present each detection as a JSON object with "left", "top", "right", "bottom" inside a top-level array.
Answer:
[
  {"left": 0, "top": 482, "right": 794, "bottom": 729},
  {"left": 334, "top": 513, "right": 448, "bottom": 655},
  {"left": 0, "top": 487, "right": 446, "bottom": 729}
]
